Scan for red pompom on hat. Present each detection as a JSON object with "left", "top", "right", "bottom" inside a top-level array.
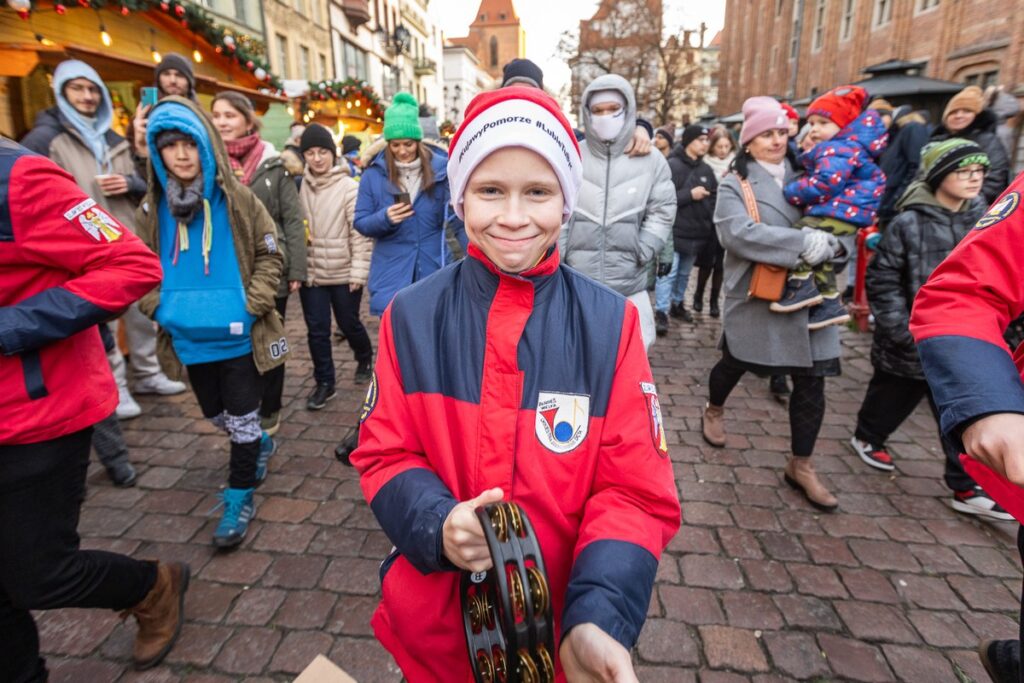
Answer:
[
  {"left": 447, "top": 86, "right": 582, "bottom": 221},
  {"left": 807, "top": 85, "right": 867, "bottom": 131},
  {"left": 780, "top": 102, "right": 799, "bottom": 121}
]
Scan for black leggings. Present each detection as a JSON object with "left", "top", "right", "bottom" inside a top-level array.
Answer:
[
  {"left": 694, "top": 262, "right": 723, "bottom": 308},
  {"left": 709, "top": 359, "right": 826, "bottom": 457}
]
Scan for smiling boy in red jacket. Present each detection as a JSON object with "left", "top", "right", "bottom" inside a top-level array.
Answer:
[{"left": 351, "top": 87, "right": 680, "bottom": 681}]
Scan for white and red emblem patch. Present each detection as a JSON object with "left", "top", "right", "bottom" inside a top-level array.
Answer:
[
  {"left": 535, "top": 391, "right": 590, "bottom": 454},
  {"left": 641, "top": 382, "right": 669, "bottom": 457},
  {"left": 64, "top": 198, "right": 122, "bottom": 242}
]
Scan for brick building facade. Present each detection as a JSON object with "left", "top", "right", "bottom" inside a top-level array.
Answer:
[
  {"left": 717, "top": 0, "right": 1024, "bottom": 116},
  {"left": 447, "top": 0, "right": 526, "bottom": 82}
]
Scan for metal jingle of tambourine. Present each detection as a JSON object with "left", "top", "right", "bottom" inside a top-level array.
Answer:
[{"left": 461, "top": 502, "right": 555, "bottom": 683}]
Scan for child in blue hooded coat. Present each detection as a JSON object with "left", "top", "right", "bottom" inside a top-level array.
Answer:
[
  {"left": 135, "top": 96, "right": 287, "bottom": 549},
  {"left": 779, "top": 85, "right": 888, "bottom": 329}
]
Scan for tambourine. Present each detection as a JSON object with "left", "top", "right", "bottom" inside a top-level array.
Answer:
[{"left": 460, "top": 502, "right": 555, "bottom": 683}]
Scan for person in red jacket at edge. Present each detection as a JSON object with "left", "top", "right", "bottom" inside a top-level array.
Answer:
[
  {"left": 350, "top": 87, "right": 680, "bottom": 681},
  {"left": 911, "top": 172, "right": 1024, "bottom": 683},
  {"left": 0, "top": 138, "right": 189, "bottom": 681}
]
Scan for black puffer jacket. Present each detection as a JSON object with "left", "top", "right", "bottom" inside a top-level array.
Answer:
[
  {"left": 878, "top": 116, "right": 929, "bottom": 226},
  {"left": 930, "top": 109, "right": 1010, "bottom": 204},
  {"left": 866, "top": 183, "right": 986, "bottom": 378},
  {"left": 667, "top": 145, "right": 717, "bottom": 253}
]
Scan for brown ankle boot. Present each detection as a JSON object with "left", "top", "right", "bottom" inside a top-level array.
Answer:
[
  {"left": 784, "top": 456, "right": 838, "bottom": 512},
  {"left": 124, "top": 561, "right": 190, "bottom": 670},
  {"left": 702, "top": 403, "right": 726, "bottom": 448}
]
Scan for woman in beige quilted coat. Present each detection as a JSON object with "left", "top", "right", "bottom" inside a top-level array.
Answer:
[{"left": 297, "top": 124, "right": 374, "bottom": 411}]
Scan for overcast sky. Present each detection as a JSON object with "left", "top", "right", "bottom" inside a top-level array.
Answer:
[{"left": 430, "top": 0, "right": 727, "bottom": 95}]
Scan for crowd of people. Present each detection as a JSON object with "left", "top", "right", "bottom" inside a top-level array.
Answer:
[{"left": 0, "top": 50, "right": 1021, "bottom": 683}]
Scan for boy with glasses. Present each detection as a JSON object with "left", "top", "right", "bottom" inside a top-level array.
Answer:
[{"left": 848, "top": 139, "right": 1012, "bottom": 520}]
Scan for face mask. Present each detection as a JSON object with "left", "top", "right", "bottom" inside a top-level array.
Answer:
[{"left": 590, "top": 109, "right": 626, "bottom": 142}]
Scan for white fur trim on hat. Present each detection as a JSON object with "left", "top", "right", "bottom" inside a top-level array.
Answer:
[{"left": 447, "top": 98, "right": 582, "bottom": 222}]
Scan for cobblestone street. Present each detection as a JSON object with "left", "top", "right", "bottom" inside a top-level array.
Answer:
[{"left": 41, "top": 301, "right": 1022, "bottom": 682}]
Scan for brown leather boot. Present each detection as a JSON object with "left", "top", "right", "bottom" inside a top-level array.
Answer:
[
  {"left": 701, "top": 403, "right": 726, "bottom": 448},
  {"left": 784, "top": 456, "right": 838, "bottom": 512},
  {"left": 124, "top": 561, "right": 190, "bottom": 670}
]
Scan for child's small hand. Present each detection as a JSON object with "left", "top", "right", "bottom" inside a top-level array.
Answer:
[
  {"left": 442, "top": 487, "right": 504, "bottom": 572},
  {"left": 690, "top": 186, "right": 711, "bottom": 201},
  {"left": 560, "top": 624, "right": 638, "bottom": 682}
]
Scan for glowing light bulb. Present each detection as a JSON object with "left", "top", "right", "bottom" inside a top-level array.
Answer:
[
  {"left": 366, "top": 107, "right": 371, "bottom": 115},
  {"left": 286, "top": 106, "right": 294, "bottom": 116},
  {"left": 35, "top": 33, "right": 56, "bottom": 47},
  {"left": 193, "top": 48, "right": 202, "bottom": 63},
  {"left": 100, "top": 28, "right": 111, "bottom": 47},
  {"left": 152, "top": 50, "right": 162, "bottom": 63},
  {"left": 355, "top": 99, "right": 361, "bottom": 107}
]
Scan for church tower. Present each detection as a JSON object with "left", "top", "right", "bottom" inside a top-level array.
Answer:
[{"left": 449, "top": 0, "right": 526, "bottom": 81}]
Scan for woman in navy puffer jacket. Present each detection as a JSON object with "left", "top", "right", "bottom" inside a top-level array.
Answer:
[{"left": 354, "top": 92, "right": 465, "bottom": 316}]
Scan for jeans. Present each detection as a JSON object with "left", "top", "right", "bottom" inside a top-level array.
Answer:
[
  {"left": 187, "top": 354, "right": 264, "bottom": 489},
  {"left": 0, "top": 429, "right": 157, "bottom": 683},
  {"left": 655, "top": 250, "right": 698, "bottom": 313},
  {"left": 854, "top": 367, "right": 973, "bottom": 491},
  {"left": 299, "top": 284, "right": 373, "bottom": 387}
]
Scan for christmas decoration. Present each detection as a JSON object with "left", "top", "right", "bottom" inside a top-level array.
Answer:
[
  {"left": 4, "top": 0, "right": 283, "bottom": 89},
  {"left": 305, "top": 78, "right": 385, "bottom": 121}
]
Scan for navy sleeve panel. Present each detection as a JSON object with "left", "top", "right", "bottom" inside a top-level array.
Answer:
[
  {"left": 561, "top": 539, "right": 658, "bottom": 649},
  {"left": 0, "top": 286, "right": 116, "bottom": 356},
  {"left": 0, "top": 139, "right": 34, "bottom": 241},
  {"left": 369, "top": 468, "right": 459, "bottom": 575},
  {"left": 918, "top": 335, "right": 1024, "bottom": 442},
  {"left": 391, "top": 262, "right": 489, "bottom": 406},
  {"left": 518, "top": 269, "right": 624, "bottom": 416}
]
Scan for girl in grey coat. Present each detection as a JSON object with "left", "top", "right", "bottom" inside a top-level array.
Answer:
[{"left": 701, "top": 96, "right": 850, "bottom": 511}]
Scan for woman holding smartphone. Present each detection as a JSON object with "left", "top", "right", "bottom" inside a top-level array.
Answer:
[
  {"left": 298, "top": 123, "right": 374, "bottom": 411},
  {"left": 354, "top": 92, "right": 465, "bottom": 318}
]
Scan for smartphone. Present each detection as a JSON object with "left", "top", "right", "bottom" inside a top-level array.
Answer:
[
  {"left": 394, "top": 192, "right": 411, "bottom": 205},
  {"left": 140, "top": 87, "right": 159, "bottom": 108}
]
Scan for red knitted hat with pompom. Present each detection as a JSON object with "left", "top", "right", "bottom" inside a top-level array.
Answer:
[{"left": 807, "top": 85, "right": 867, "bottom": 131}]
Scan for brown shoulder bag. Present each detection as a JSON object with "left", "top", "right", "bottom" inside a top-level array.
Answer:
[{"left": 739, "top": 178, "right": 788, "bottom": 301}]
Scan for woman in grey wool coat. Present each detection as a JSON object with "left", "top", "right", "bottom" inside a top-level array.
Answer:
[{"left": 701, "top": 96, "right": 853, "bottom": 512}]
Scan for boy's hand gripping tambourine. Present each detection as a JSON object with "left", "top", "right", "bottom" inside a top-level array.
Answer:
[{"left": 461, "top": 502, "right": 555, "bottom": 683}]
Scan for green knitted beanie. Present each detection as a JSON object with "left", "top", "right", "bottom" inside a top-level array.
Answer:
[
  {"left": 921, "top": 138, "right": 989, "bottom": 190},
  {"left": 383, "top": 92, "right": 423, "bottom": 141}
]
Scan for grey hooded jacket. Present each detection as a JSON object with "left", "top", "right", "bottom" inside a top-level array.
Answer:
[{"left": 559, "top": 74, "right": 676, "bottom": 297}]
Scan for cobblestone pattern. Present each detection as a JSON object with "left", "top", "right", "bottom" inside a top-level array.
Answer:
[{"left": 40, "top": 299, "right": 1021, "bottom": 681}]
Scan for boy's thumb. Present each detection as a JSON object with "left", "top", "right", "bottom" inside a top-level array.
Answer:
[{"left": 469, "top": 487, "right": 504, "bottom": 509}]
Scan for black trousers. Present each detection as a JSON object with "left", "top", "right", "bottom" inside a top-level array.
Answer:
[
  {"left": 855, "top": 367, "right": 973, "bottom": 491},
  {"left": 0, "top": 429, "right": 157, "bottom": 683},
  {"left": 259, "top": 296, "right": 289, "bottom": 419},
  {"left": 709, "top": 358, "right": 826, "bottom": 457},
  {"left": 187, "top": 353, "right": 263, "bottom": 489},
  {"left": 299, "top": 284, "right": 373, "bottom": 387}
]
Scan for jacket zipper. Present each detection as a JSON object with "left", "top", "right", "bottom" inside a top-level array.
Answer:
[{"left": 600, "top": 144, "right": 611, "bottom": 283}]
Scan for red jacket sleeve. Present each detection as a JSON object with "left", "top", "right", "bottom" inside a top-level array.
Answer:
[
  {"left": 0, "top": 154, "right": 162, "bottom": 355},
  {"left": 562, "top": 301, "right": 681, "bottom": 648}
]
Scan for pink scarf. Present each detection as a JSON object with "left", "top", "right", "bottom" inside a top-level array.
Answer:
[{"left": 225, "top": 132, "right": 265, "bottom": 186}]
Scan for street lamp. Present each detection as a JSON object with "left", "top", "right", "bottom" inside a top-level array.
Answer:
[{"left": 375, "top": 23, "right": 411, "bottom": 93}]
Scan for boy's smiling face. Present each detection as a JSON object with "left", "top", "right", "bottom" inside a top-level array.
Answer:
[{"left": 463, "top": 147, "right": 564, "bottom": 273}]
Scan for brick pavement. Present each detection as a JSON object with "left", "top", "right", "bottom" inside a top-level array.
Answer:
[{"left": 41, "top": 300, "right": 1021, "bottom": 682}]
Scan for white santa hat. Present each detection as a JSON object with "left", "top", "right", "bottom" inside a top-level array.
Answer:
[{"left": 447, "top": 86, "right": 582, "bottom": 222}]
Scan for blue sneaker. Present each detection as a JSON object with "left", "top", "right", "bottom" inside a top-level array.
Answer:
[
  {"left": 212, "top": 488, "right": 255, "bottom": 549},
  {"left": 807, "top": 295, "right": 851, "bottom": 330},
  {"left": 770, "top": 275, "right": 823, "bottom": 313},
  {"left": 256, "top": 432, "right": 276, "bottom": 484}
]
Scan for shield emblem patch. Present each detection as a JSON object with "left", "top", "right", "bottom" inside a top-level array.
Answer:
[
  {"left": 641, "top": 382, "right": 669, "bottom": 457},
  {"left": 535, "top": 391, "right": 590, "bottom": 454}
]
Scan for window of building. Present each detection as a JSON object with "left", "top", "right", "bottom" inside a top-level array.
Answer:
[
  {"left": 812, "top": 0, "right": 826, "bottom": 51},
  {"left": 319, "top": 52, "right": 328, "bottom": 79},
  {"left": 873, "top": 0, "right": 892, "bottom": 26},
  {"left": 789, "top": 7, "right": 800, "bottom": 60},
  {"left": 965, "top": 69, "right": 999, "bottom": 89},
  {"left": 276, "top": 33, "right": 289, "bottom": 78},
  {"left": 918, "top": 0, "right": 939, "bottom": 10},
  {"left": 292, "top": 0, "right": 304, "bottom": 15},
  {"left": 776, "top": 0, "right": 784, "bottom": 16},
  {"left": 498, "top": 12, "right": 506, "bottom": 20},
  {"left": 299, "top": 45, "right": 311, "bottom": 79},
  {"left": 342, "top": 39, "right": 368, "bottom": 80},
  {"left": 479, "top": 13, "right": 486, "bottom": 21},
  {"left": 489, "top": 35, "right": 498, "bottom": 67},
  {"left": 311, "top": 0, "right": 321, "bottom": 24},
  {"left": 841, "top": 0, "right": 856, "bottom": 40}
]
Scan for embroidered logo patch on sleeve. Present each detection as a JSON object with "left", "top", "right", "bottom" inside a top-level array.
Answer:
[
  {"left": 64, "top": 198, "right": 122, "bottom": 242},
  {"left": 359, "top": 371, "right": 378, "bottom": 423},
  {"left": 264, "top": 234, "right": 278, "bottom": 254},
  {"left": 641, "top": 381, "right": 669, "bottom": 457},
  {"left": 974, "top": 191, "right": 1019, "bottom": 230},
  {"left": 535, "top": 391, "right": 590, "bottom": 454}
]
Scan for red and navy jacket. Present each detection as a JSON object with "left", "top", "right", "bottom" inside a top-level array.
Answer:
[
  {"left": 910, "top": 171, "right": 1024, "bottom": 517},
  {"left": 351, "top": 243, "right": 681, "bottom": 681},
  {"left": 0, "top": 139, "right": 161, "bottom": 445}
]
